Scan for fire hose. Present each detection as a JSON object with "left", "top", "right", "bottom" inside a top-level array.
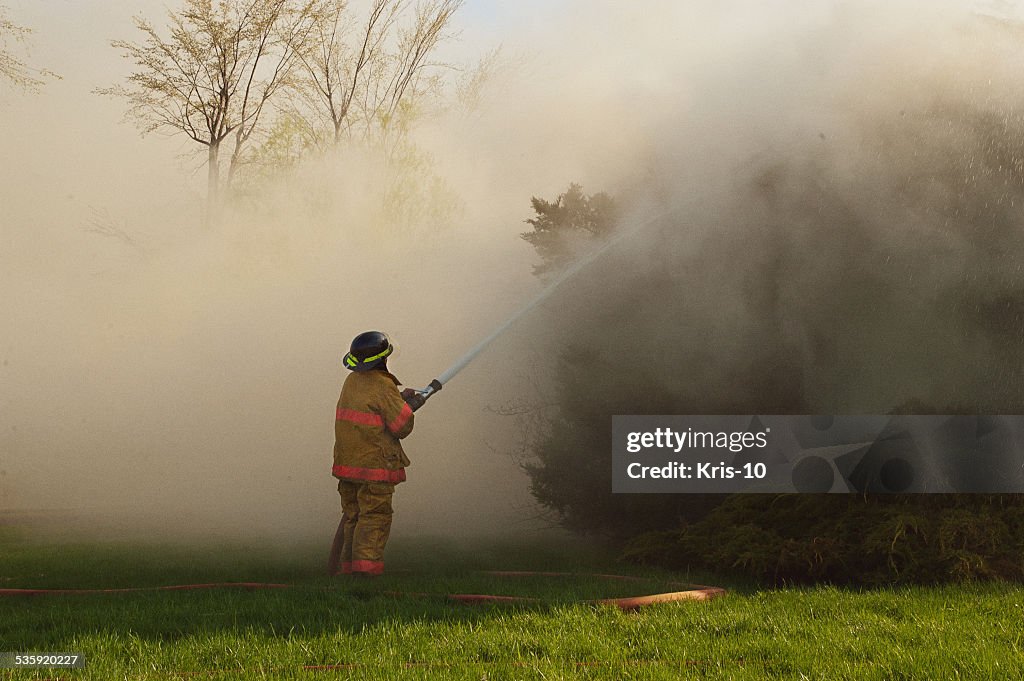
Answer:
[{"left": 0, "top": 574, "right": 724, "bottom": 611}]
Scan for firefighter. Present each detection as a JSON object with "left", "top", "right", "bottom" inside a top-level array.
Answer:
[{"left": 331, "top": 331, "right": 424, "bottom": 577}]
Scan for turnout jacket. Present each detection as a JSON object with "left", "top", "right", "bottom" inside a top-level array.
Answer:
[{"left": 333, "top": 369, "right": 414, "bottom": 484}]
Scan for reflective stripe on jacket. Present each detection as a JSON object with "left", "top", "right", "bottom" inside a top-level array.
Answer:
[{"left": 333, "top": 370, "right": 414, "bottom": 484}]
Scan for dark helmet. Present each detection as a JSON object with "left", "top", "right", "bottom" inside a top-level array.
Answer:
[{"left": 343, "top": 331, "right": 393, "bottom": 372}]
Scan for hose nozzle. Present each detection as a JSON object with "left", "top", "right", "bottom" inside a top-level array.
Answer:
[{"left": 406, "top": 379, "right": 443, "bottom": 412}]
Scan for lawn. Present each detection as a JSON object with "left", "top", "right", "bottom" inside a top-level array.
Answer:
[{"left": 0, "top": 525, "right": 1022, "bottom": 680}]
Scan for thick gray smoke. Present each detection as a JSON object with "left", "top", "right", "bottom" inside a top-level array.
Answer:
[
  {"left": 498, "top": 2, "right": 1024, "bottom": 532},
  {"left": 3, "top": 0, "right": 1022, "bottom": 543},
  {"left": 506, "top": 0, "right": 1024, "bottom": 414}
]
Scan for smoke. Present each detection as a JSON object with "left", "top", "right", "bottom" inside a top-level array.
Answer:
[
  {"left": 0, "top": 142, "right": 544, "bottom": 542},
  {"left": 3, "top": 0, "right": 1023, "bottom": 543},
  {"left": 501, "top": 0, "right": 1024, "bottom": 415},
  {"left": 490, "top": 1, "right": 1024, "bottom": 534}
]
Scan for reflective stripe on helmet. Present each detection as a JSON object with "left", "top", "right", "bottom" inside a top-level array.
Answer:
[
  {"left": 360, "top": 346, "right": 393, "bottom": 363},
  {"left": 343, "top": 346, "right": 392, "bottom": 369}
]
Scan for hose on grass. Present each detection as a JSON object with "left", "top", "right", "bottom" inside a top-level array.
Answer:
[{"left": 0, "top": 572, "right": 725, "bottom": 611}]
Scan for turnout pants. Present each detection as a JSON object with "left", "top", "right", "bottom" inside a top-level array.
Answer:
[{"left": 337, "top": 480, "right": 395, "bottom": 575}]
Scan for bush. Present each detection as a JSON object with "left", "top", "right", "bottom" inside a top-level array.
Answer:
[{"left": 622, "top": 495, "right": 1024, "bottom": 584}]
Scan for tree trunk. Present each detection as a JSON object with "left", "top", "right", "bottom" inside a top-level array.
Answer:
[
  {"left": 227, "top": 128, "right": 244, "bottom": 196},
  {"left": 206, "top": 143, "right": 220, "bottom": 227}
]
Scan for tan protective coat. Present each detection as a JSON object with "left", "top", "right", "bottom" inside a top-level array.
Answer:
[{"left": 333, "top": 370, "right": 414, "bottom": 484}]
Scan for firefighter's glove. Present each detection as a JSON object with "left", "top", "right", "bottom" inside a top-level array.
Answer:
[{"left": 402, "top": 388, "right": 427, "bottom": 412}]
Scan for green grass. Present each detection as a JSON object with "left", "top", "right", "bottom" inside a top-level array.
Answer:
[{"left": 0, "top": 526, "right": 1022, "bottom": 680}]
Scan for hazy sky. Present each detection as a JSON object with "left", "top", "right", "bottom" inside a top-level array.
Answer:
[
  {"left": 0, "top": 0, "right": 554, "bottom": 193},
  {"left": 5, "top": 0, "right": 556, "bottom": 81}
]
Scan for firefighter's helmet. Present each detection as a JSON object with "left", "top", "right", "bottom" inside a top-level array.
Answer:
[{"left": 344, "top": 331, "right": 393, "bottom": 372}]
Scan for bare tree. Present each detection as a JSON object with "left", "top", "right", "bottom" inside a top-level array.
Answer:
[
  {"left": 290, "top": 0, "right": 462, "bottom": 150},
  {"left": 99, "top": 0, "right": 323, "bottom": 223},
  {"left": 0, "top": 4, "right": 58, "bottom": 90}
]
